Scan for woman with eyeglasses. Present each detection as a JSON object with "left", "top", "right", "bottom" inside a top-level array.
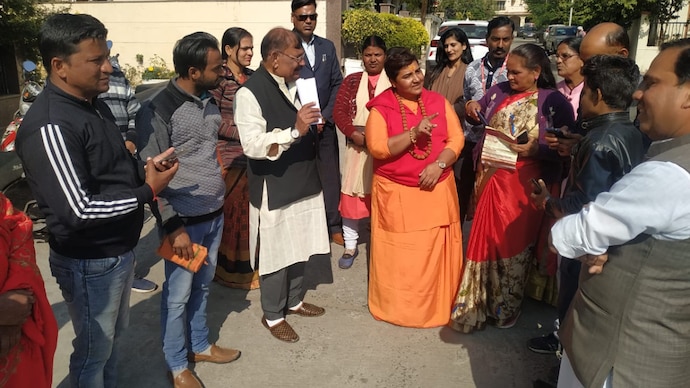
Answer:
[
  {"left": 332, "top": 36, "right": 390, "bottom": 269},
  {"left": 449, "top": 44, "right": 574, "bottom": 333},
  {"left": 211, "top": 27, "right": 257, "bottom": 290},
  {"left": 555, "top": 37, "right": 584, "bottom": 116},
  {"left": 366, "top": 47, "right": 464, "bottom": 328}
]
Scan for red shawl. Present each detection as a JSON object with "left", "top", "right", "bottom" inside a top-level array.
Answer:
[{"left": 0, "top": 193, "right": 57, "bottom": 388}]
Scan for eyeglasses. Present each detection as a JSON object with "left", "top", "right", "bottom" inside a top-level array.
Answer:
[
  {"left": 279, "top": 51, "right": 305, "bottom": 64},
  {"left": 295, "top": 13, "right": 318, "bottom": 21},
  {"left": 556, "top": 53, "right": 578, "bottom": 62}
]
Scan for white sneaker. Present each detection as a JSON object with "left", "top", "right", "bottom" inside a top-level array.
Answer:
[{"left": 132, "top": 277, "right": 158, "bottom": 293}]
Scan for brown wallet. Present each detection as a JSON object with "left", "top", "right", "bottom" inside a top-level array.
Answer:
[{"left": 156, "top": 239, "right": 209, "bottom": 273}]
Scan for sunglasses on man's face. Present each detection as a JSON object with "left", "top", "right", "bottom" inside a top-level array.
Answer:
[{"left": 295, "top": 13, "right": 318, "bottom": 22}]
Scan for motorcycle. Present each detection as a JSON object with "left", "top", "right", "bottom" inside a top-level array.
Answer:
[
  {"left": 1, "top": 61, "right": 43, "bottom": 151},
  {"left": 0, "top": 60, "right": 47, "bottom": 240}
]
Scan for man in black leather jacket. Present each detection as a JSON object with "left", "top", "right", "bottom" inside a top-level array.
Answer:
[{"left": 531, "top": 54, "right": 646, "bottom": 320}]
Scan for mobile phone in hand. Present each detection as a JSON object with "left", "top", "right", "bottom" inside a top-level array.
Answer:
[
  {"left": 546, "top": 127, "right": 567, "bottom": 138},
  {"left": 477, "top": 111, "right": 489, "bottom": 126},
  {"left": 530, "top": 178, "right": 543, "bottom": 194},
  {"left": 517, "top": 132, "right": 529, "bottom": 144},
  {"left": 162, "top": 148, "right": 186, "bottom": 163}
]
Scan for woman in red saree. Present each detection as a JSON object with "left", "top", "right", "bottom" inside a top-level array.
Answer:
[
  {"left": 0, "top": 193, "right": 58, "bottom": 387},
  {"left": 450, "top": 44, "right": 574, "bottom": 333}
]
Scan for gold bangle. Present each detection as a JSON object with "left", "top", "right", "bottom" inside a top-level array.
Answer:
[
  {"left": 409, "top": 127, "right": 417, "bottom": 144},
  {"left": 465, "top": 100, "right": 475, "bottom": 110}
]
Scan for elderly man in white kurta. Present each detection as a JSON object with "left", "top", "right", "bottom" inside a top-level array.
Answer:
[{"left": 234, "top": 27, "right": 330, "bottom": 343}]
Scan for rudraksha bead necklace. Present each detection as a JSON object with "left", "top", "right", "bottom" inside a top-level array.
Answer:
[{"left": 395, "top": 92, "right": 432, "bottom": 160}]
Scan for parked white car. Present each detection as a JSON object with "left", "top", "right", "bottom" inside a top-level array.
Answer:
[{"left": 426, "top": 20, "right": 490, "bottom": 70}]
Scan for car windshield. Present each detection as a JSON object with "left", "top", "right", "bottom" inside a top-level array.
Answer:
[
  {"left": 438, "top": 25, "right": 487, "bottom": 40},
  {"left": 555, "top": 27, "right": 577, "bottom": 36}
]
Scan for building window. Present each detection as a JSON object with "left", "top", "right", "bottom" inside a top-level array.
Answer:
[{"left": 496, "top": 1, "right": 506, "bottom": 11}]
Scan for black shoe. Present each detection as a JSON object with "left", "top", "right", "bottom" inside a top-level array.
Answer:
[
  {"left": 527, "top": 332, "right": 560, "bottom": 354},
  {"left": 533, "top": 379, "right": 557, "bottom": 388}
]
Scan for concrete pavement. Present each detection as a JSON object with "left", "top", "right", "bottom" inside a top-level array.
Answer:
[{"left": 37, "top": 214, "right": 559, "bottom": 388}]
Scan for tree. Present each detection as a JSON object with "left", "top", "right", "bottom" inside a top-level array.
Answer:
[
  {"left": 525, "top": 0, "right": 687, "bottom": 29},
  {"left": 0, "top": 0, "right": 65, "bottom": 62},
  {"left": 439, "top": 0, "right": 494, "bottom": 20},
  {"left": 350, "top": 0, "right": 376, "bottom": 10},
  {"left": 342, "top": 9, "right": 430, "bottom": 56}
]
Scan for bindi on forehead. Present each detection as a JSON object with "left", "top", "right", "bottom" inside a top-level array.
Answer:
[{"left": 403, "top": 63, "right": 419, "bottom": 72}]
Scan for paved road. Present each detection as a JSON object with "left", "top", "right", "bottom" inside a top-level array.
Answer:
[{"left": 36, "top": 211, "right": 560, "bottom": 388}]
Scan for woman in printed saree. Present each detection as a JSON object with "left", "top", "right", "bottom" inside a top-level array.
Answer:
[
  {"left": 211, "top": 27, "right": 258, "bottom": 289},
  {"left": 366, "top": 47, "right": 464, "bottom": 328},
  {"left": 332, "top": 35, "right": 390, "bottom": 269},
  {"left": 0, "top": 193, "right": 58, "bottom": 387},
  {"left": 450, "top": 44, "right": 574, "bottom": 333}
]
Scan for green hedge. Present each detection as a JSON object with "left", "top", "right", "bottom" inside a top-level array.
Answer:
[{"left": 342, "top": 9, "right": 429, "bottom": 57}]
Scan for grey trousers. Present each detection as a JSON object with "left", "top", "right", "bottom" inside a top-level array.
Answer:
[{"left": 259, "top": 262, "right": 306, "bottom": 320}]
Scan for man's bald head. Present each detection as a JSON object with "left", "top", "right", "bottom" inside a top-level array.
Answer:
[
  {"left": 260, "top": 27, "right": 300, "bottom": 61},
  {"left": 580, "top": 22, "right": 630, "bottom": 61}
]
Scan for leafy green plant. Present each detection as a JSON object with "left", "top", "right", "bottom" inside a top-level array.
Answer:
[
  {"left": 122, "top": 63, "right": 142, "bottom": 86},
  {"left": 141, "top": 55, "right": 175, "bottom": 81},
  {"left": 0, "top": 0, "right": 69, "bottom": 63},
  {"left": 342, "top": 9, "right": 430, "bottom": 57}
]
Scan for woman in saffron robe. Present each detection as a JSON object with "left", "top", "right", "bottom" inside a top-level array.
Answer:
[
  {"left": 211, "top": 27, "right": 258, "bottom": 289},
  {"left": 0, "top": 193, "right": 58, "bottom": 387},
  {"left": 366, "top": 47, "right": 464, "bottom": 328},
  {"left": 450, "top": 44, "right": 574, "bottom": 333},
  {"left": 332, "top": 35, "right": 390, "bottom": 269}
]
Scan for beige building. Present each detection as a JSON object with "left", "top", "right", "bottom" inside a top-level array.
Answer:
[
  {"left": 631, "top": 2, "right": 690, "bottom": 72},
  {"left": 59, "top": 0, "right": 344, "bottom": 75},
  {"left": 494, "top": 0, "right": 530, "bottom": 27}
]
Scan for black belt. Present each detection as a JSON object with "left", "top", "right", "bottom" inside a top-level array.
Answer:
[{"left": 180, "top": 207, "right": 223, "bottom": 227}]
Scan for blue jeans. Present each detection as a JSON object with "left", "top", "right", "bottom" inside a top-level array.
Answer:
[
  {"left": 49, "top": 249, "right": 135, "bottom": 388},
  {"left": 161, "top": 214, "right": 223, "bottom": 371}
]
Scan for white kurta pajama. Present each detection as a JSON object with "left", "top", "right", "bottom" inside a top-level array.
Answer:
[{"left": 234, "top": 72, "right": 330, "bottom": 276}]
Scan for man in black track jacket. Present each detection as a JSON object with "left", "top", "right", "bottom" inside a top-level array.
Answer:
[{"left": 15, "top": 14, "right": 177, "bottom": 388}]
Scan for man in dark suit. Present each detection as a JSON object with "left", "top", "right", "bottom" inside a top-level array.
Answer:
[{"left": 291, "top": 0, "right": 344, "bottom": 245}]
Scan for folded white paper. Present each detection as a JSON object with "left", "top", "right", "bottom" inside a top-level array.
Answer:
[{"left": 296, "top": 77, "right": 323, "bottom": 124}]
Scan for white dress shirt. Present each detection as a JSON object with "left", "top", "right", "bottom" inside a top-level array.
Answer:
[
  {"left": 551, "top": 160, "right": 690, "bottom": 259},
  {"left": 301, "top": 36, "right": 316, "bottom": 70}
]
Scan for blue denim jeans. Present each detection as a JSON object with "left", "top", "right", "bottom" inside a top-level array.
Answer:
[
  {"left": 161, "top": 214, "right": 223, "bottom": 371},
  {"left": 49, "top": 249, "right": 135, "bottom": 388}
]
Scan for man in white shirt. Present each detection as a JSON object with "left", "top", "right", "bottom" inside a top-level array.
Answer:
[
  {"left": 234, "top": 27, "right": 330, "bottom": 343},
  {"left": 551, "top": 38, "right": 690, "bottom": 388}
]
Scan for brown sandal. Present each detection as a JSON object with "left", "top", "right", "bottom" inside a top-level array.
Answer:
[{"left": 261, "top": 316, "right": 299, "bottom": 342}]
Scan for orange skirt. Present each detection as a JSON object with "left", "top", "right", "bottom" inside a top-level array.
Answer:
[{"left": 368, "top": 174, "right": 463, "bottom": 328}]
